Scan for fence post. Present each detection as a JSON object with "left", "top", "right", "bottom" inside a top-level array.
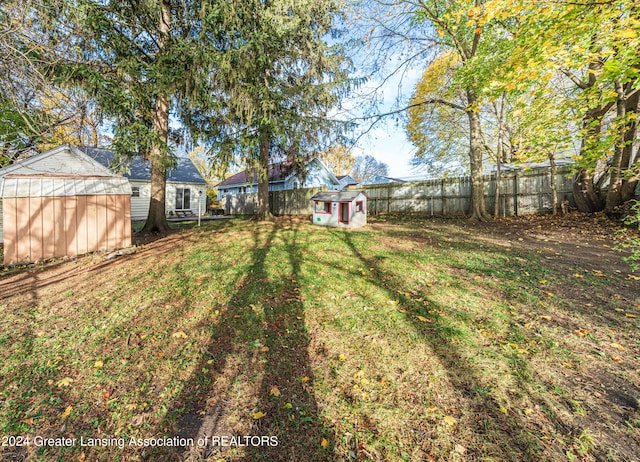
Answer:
[
  {"left": 514, "top": 173, "right": 519, "bottom": 217},
  {"left": 442, "top": 180, "right": 446, "bottom": 215}
]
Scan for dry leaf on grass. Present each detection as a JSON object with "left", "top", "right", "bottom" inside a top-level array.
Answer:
[
  {"left": 443, "top": 415, "right": 456, "bottom": 425},
  {"left": 269, "top": 386, "right": 281, "bottom": 397},
  {"left": 56, "top": 377, "right": 74, "bottom": 388},
  {"left": 60, "top": 406, "right": 72, "bottom": 419}
]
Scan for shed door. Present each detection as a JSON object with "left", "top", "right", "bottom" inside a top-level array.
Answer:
[{"left": 339, "top": 202, "right": 350, "bottom": 224}]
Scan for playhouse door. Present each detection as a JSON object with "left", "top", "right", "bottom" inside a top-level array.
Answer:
[{"left": 339, "top": 202, "right": 350, "bottom": 224}]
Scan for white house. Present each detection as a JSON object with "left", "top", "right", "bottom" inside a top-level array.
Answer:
[
  {"left": 79, "top": 147, "right": 207, "bottom": 219},
  {"left": 311, "top": 190, "right": 367, "bottom": 228},
  {"left": 217, "top": 157, "right": 341, "bottom": 200},
  {"left": 337, "top": 174, "right": 359, "bottom": 189}
]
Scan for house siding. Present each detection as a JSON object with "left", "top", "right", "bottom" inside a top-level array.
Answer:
[
  {"left": 129, "top": 181, "right": 151, "bottom": 220},
  {"left": 0, "top": 198, "right": 3, "bottom": 243},
  {"left": 166, "top": 183, "right": 207, "bottom": 216},
  {"left": 128, "top": 181, "right": 206, "bottom": 219}
]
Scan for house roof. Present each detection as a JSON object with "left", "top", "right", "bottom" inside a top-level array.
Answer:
[
  {"left": 78, "top": 147, "right": 207, "bottom": 185},
  {"left": 217, "top": 161, "right": 302, "bottom": 188},
  {"left": 362, "top": 175, "right": 407, "bottom": 185},
  {"left": 217, "top": 158, "right": 340, "bottom": 188},
  {"left": 337, "top": 174, "right": 358, "bottom": 185},
  {"left": 311, "top": 191, "right": 366, "bottom": 202}
]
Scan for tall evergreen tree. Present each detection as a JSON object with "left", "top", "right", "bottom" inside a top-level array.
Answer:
[
  {"left": 183, "top": 0, "right": 350, "bottom": 220},
  {"left": 52, "top": 0, "right": 210, "bottom": 233}
]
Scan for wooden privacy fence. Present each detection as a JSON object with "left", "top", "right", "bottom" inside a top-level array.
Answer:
[
  {"left": 223, "top": 187, "right": 327, "bottom": 215},
  {"left": 222, "top": 166, "right": 575, "bottom": 217}
]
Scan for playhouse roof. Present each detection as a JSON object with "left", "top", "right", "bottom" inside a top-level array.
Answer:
[{"left": 310, "top": 191, "right": 365, "bottom": 202}]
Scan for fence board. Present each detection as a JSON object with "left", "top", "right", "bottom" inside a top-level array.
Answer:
[{"left": 222, "top": 166, "right": 575, "bottom": 217}]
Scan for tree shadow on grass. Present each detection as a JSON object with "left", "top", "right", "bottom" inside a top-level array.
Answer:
[
  {"left": 152, "top": 220, "right": 333, "bottom": 461},
  {"left": 333, "top": 230, "right": 549, "bottom": 461}
]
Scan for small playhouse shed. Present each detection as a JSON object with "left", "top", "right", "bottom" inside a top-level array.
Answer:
[
  {"left": 0, "top": 145, "right": 132, "bottom": 264},
  {"left": 311, "top": 190, "right": 367, "bottom": 228}
]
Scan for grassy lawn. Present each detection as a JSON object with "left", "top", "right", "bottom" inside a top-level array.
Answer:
[{"left": 1, "top": 215, "right": 639, "bottom": 461}]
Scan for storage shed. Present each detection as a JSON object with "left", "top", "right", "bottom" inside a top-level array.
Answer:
[
  {"left": 311, "top": 191, "right": 367, "bottom": 228},
  {"left": 0, "top": 146, "right": 132, "bottom": 264}
]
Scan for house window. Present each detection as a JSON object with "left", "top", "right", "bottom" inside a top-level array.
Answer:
[
  {"left": 293, "top": 180, "right": 299, "bottom": 190},
  {"left": 175, "top": 187, "right": 191, "bottom": 210},
  {"left": 356, "top": 201, "right": 364, "bottom": 213},
  {"left": 315, "top": 201, "right": 331, "bottom": 214},
  {"left": 131, "top": 186, "right": 140, "bottom": 197}
]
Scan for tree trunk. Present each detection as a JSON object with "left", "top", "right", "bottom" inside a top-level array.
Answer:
[
  {"left": 619, "top": 87, "right": 640, "bottom": 203},
  {"left": 140, "top": 0, "right": 171, "bottom": 234},
  {"left": 605, "top": 80, "right": 628, "bottom": 213},
  {"left": 573, "top": 106, "right": 608, "bottom": 212},
  {"left": 255, "top": 130, "right": 273, "bottom": 221},
  {"left": 549, "top": 153, "right": 558, "bottom": 215},
  {"left": 494, "top": 150, "right": 501, "bottom": 218},
  {"left": 466, "top": 90, "right": 490, "bottom": 221},
  {"left": 573, "top": 168, "right": 603, "bottom": 213}
]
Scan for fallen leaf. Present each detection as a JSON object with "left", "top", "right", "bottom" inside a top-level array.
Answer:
[
  {"left": 338, "top": 354, "right": 346, "bottom": 362},
  {"left": 539, "top": 315, "right": 552, "bottom": 321},
  {"left": 539, "top": 279, "right": 547, "bottom": 284},
  {"left": 269, "top": 386, "right": 281, "bottom": 397},
  {"left": 94, "top": 360, "right": 104, "bottom": 368},
  {"left": 57, "top": 377, "right": 74, "bottom": 388},
  {"left": 573, "top": 273, "right": 584, "bottom": 279},
  {"left": 321, "top": 438, "right": 330, "bottom": 448},
  {"left": 625, "top": 313, "right": 637, "bottom": 318},
  {"left": 284, "top": 403, "right": 293, "bottom": 409},
  {"left": 443, "top": 415, "right": 456, "bottom": 425},
  {"left": 611, "top": 355, "right": 623, "bottom": 363},
  {"left": 524, "top": 408, "right": 534, "bottom": 416},
  {"left": 455, "top": 444, "right": 466, "bottom": 454},
  {"left": 301, "top": 376, "right": 310, "bottom": 383},
  {"left": 574, "top": 329, "right": 590, "bottom": 337},
  {"left": 499, "top": 407, "right": 508, "bottom": 414},
  {"left": 172, "top": 331, "right": 188, "bottom": 339},
  {"left": 610, "top": 343, "right": 625, "bottom": 351},
  {"left": 252, "top": 411, "right": 266, "bottom": 419},
  {"left": 417, "top": 315, "right": 428, "bottom": 322},
  {"left": 60, "top": 406, "right": 72, "bottom": 419}
]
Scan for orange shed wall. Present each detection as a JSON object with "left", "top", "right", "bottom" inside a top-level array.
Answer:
[{"left": 2, "top": 194, "right": 132, "bottom": 264}]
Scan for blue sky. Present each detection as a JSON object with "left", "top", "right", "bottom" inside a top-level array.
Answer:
[{"left": 338, "top": 60, "right": 424, "bottom": 179}]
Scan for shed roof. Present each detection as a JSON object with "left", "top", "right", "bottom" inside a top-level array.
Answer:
[
  {"left": 79, "top": 147, "right": 207, "bottom": 185},
  {"left": 1, "top": 174, "right": 131, "bottom": 198},
  {"left": 310, "top": 191, "right": 366, "bottom": 202}
]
